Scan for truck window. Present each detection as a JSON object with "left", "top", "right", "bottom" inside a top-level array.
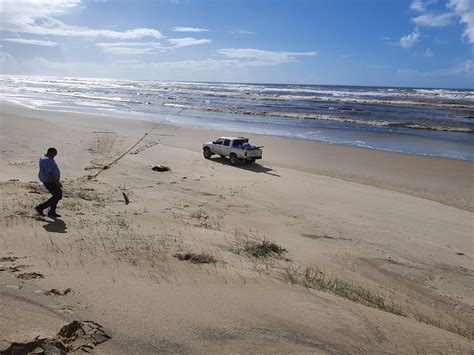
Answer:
[
  {"left": 214, "top": 139, "right": 223, "bottom": 145},
  {"left": 223, "top": 139, "right": 230, "bottom": 146},
  {"left": 232, "top": 139, "right": 245, "bottom": 147}
]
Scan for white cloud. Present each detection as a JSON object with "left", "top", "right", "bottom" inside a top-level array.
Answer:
[
  {"left": 3, "top": 38, "right": 58, "bottom": 47},
  {"left": 218, "top": 48, "right": 317, "bottom": 62},
  {"left": 400, "top": 28, "right": 421, "bottom": 48},
  {"left": 97, "top": 38, "right": 211, "bottom": 53},
  {"left": 410, "top": 0, "right": 433, "bottom": 12},
  {"left": 1, "top": 0, "right": 163, "bottom": 40},
  {"left": 398, "top": 59, "right": 474, "bottom": 76},
  {"left": 453, "top": 59, "right": 474, "bottom": 74},
  {"left": 120, "top": 57, "right": 299, "bottom": 72},
  {"left": 96, "top": 41, "right": 162, "bottom": 54},
  {"left": 0, "top": 52, "right": 17, "bottom": 66},
  {"left": 112, "top": 59, "right": 143, "bottom": 64},
  {"left": 168, "top": 38, "right": 212, "bottom": 48},
  {"left": 96, "top": 42, "right": 162, "bottom": 48},
  {"left": 412, "top": 12, "right": 456, "bottom": 27},
  {"left": 172, "top": 27, "right": 210, "bottom": 32},
  {"left": 424, "top": 48, "right": 433, "bottom": 57},
  {"left": 448, "top": 0, "right": 474, "bottom": 43},
  {"left": 100, "top": 47, "right": 155, "bottom": 54},
  {"left": 230, "top": 30, "right": 254, "bottom": 35},
  {"left": 0, "top": 55, "right": 311, "bottom": 81}
]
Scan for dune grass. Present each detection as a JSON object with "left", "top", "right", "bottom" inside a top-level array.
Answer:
[
  {"left": 285, "top": 265, "right": 405, "bottom": 316},
  {"left": 285, "top": 265, "right": 473, "bottom": 339},
  {"left": 239, "top": 239, "right": 287, "bottom": 258}
]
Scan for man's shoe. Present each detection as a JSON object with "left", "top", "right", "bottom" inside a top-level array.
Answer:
[
  {"left": 47, "top": 212, "right": 61, "bottom": 218},
  {"left": 34, "top": 206, "right": 45, "bottom": 216}
]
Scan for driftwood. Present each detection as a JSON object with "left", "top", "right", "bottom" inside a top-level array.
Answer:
[{"left": 122, "top": 192, "right": 129, "bottom": 205}]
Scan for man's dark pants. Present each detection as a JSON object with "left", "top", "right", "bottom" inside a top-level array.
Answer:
[{"left": 37, "top": 182, "right": 62, "bottom": 213}]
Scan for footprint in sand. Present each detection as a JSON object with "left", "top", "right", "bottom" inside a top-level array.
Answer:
[{"left": 51, "top": 304, "right": 75, "bottom": 314}]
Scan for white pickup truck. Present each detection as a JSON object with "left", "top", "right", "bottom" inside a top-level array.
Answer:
[{"left": 202, "top": 137, "right": 263, "bottom": 165}]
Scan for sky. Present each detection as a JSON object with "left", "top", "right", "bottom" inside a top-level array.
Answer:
[{"left": 0, "top": 0, "right": 473, "bottom": 88}]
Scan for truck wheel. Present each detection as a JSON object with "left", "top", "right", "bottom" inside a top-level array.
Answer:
[
  {"left": 230, "top": 153, "right": 238, "bottom": 166},
  {"left": 203, "top": 147, "right": 212, "bottom": 159}
]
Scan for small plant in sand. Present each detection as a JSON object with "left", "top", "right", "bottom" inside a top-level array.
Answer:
[
  {"left": 239, "top": 239, "right": 287, "bottom": 259},
  {"left": 285, "top": 266, "right": 405, "bottom": 317}
]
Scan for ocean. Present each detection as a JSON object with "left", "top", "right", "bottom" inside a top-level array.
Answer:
[{"left": 1, "top": 75, "right": 473, "bottom": 160}]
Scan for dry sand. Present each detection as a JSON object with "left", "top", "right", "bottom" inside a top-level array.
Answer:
[{"left": 1, "top": 100, "right": 473, "bottom": 353}]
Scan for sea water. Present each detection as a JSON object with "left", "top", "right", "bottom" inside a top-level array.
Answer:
[{"left": 1, "top": 75, "right": 473, "bottom": 160}]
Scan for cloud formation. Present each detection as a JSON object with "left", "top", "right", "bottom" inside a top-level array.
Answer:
[
  {"left": 3, "top": 38, "right": 58, "bottom": 47},
  {"left": 399, "top": 28, "right": 421, "bottom": 48},
  {"left": 410, "top": 0, "right": 431, "bottom": 12},
  {"left": 412, "top": 12, "right": 456, "bottom": 27},
  {"left": 172, "top": 27, "right": 210, "bottom": 32},
  {"left": 408, "top": 0, "right": 474, "bottom": 44},
  {"left": 167, "top": 38, "right": 212, "bottom": 48},
  {"left": 230, "top": 30, "right": 255, "bottom": 35},
  {"left": 218, "top": 48, "right": 317, "bottom": 62},
  {"left": 448, "top": 0, "right": 474, "bottom": 43},
  {"left": 1, "top": 0, "right": 163, "bottom": 40},
  {"left": 97, "top": 42, "right": 162, "bottom": 54}
]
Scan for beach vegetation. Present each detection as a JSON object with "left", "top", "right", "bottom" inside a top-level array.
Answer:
[
  {"left": 414, "top": 312, "right": 473, "bottom": 340},
  {"left": 285, "top": 265, "right": 404, "bottom": 316},
  {"left": 239, "top": 239, "right": 287, "bottom": 258},
  {"left": 285, "top": 265, "right": 473, "bottom": 339}
]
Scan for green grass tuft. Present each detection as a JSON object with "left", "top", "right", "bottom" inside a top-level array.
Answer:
[{"left": 242, "top": 240, "right": 287, "bottom": 258}]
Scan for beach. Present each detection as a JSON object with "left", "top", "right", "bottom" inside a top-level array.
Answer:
[{"left": 1, "top": 100, "right": 473, "bottom": 353}]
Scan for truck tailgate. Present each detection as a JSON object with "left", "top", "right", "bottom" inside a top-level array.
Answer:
[{"left": 246, "top": 149, "right": 262, "bottom": 157}]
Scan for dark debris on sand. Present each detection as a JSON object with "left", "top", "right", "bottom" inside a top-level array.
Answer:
[
  {"left": 0, "top": 320, "right": 111, "bottom": 354},
  {"left": 152, "top": 165, "right": 170, "bottom": 172},
  {"left": 16, "top": 272, "right": 45, "bottom": 280},
  {"left": 45, "top": 288, "right": 73, "bottom": 296},
  {"left": 174, "top": 253, "right": 217, "bottom": 264}
]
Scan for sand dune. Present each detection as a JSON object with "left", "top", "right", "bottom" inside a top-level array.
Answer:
[{"left": 1, "top": 101, "right": 472, "bottom": 353}]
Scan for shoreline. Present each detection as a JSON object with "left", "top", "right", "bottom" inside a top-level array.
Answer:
[
  {"left": 1, "top": 99, "right": 473, "bottom": 211},
  {"left": 2, "top": 75, "right": 473, "bottom": 161}
]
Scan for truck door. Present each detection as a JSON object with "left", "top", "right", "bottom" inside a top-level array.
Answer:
[
  {"left": 213, "top": 138, "right": 224, "bottom": 155},
  {"left": 221, "top": 139, "right": 231, "bottom": 156}
]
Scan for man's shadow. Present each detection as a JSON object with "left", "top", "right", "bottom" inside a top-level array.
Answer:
[{"left": 42, "top": 218, "right": 67, "bottom": 234}]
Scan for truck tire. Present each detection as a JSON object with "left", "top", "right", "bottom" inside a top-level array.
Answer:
[
  {"left": 230, "top": 153, "right": 238, "bottom": 166},
  {"left": 203, "top": 147, "right": 212, "bottom": 159}
]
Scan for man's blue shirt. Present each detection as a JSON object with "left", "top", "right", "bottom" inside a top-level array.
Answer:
[{"left": 38, "top": 154, "right": 60, "bottom": 183}]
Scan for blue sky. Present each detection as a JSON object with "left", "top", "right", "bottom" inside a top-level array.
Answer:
[{"left": 0, "top": 0, "right": 473, "bottom": 88}]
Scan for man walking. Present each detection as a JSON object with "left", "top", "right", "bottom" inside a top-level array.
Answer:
[{"left": 35, "top": 147, "right": 63, "bottom": 218}]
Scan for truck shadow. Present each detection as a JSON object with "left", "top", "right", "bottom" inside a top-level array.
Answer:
[{"left": 211, "top": 157, "right": 280, "bottom": 177}]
